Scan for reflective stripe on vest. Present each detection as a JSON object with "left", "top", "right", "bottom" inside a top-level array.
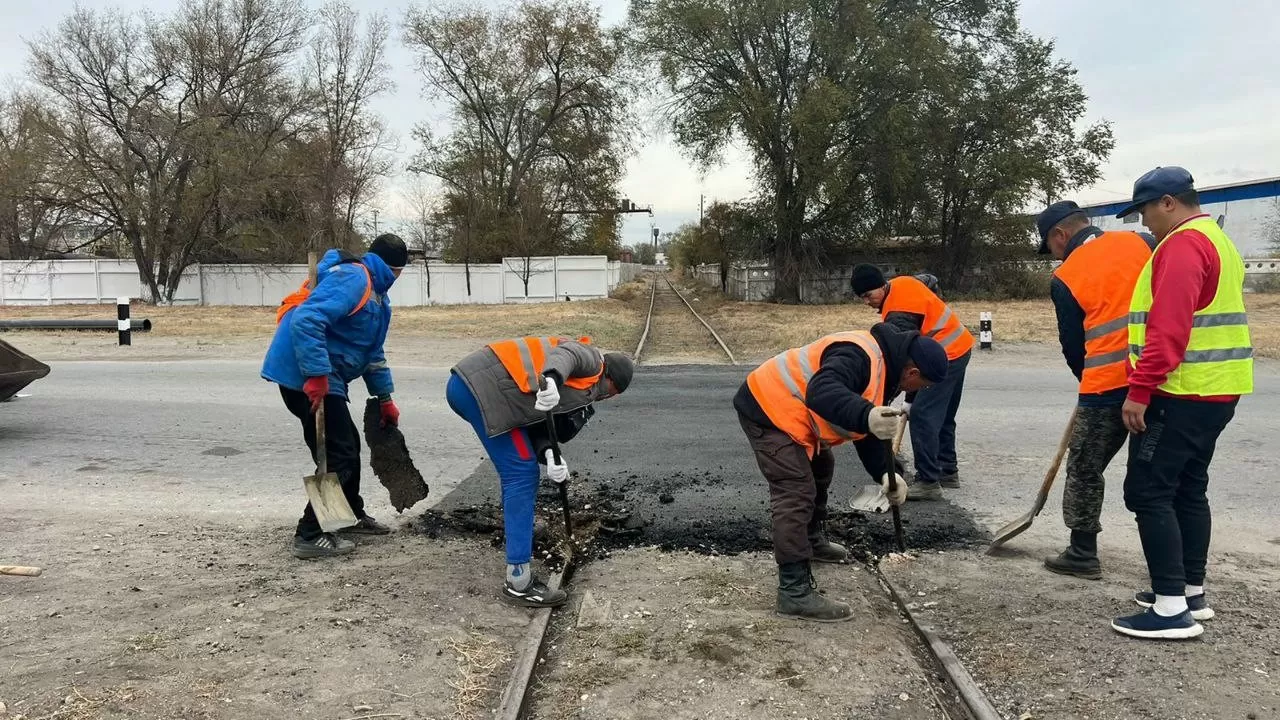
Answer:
[
  {"left": 745, "top": 331, "right": 886, "bottom": 457},
  {"left": 1052, "top": 230, "right": 1152, "bottom": 394},
  {"left": 1127, "top": 216, "right": 1253, "bottom": 396},
  {"left": 882, "top": 276, "right": 974, "bottom": 360},
  {"left": 488, "top": 337, "right": 602, "bottom": 394}
]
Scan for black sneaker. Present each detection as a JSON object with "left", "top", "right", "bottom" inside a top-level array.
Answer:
[
  {"left": 503, "top": 578, "right": 568, "bottom": 608},
  {"left": 341, "top": 515, "right": 391, "bottom": 535},
  {"left": 940, "top": 472, "right": 960, "bottom": 489},
  {"left": 1111, "top": 607, "right": 1203, "bottom": 640},
  {"left": 1134, "top": 591, "right": 1214, "bottom": 621},
  {"left": 292, "top": 533, "right": 356, "bottom": 559}
]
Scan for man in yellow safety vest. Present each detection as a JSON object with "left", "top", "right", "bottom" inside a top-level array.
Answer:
[{"left": 1108, "top": 167, "right": 1253, "bottom": 641}]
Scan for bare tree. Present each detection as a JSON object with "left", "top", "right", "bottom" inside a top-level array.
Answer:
[
  {"left": 27, "top": 0, "right": 310, "bottom": 302},
  {"left": 307, "top": 1, "right": 395, "bottom": 253},
  {"left": 0, "top": 91, "right": 84, "bottom": 259}
]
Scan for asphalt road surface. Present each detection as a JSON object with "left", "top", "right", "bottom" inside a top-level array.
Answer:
[{"left": 5, "top": 352, "right": 1277, "bottom": 557}]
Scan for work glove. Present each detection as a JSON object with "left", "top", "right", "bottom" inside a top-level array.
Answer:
[
  {"left": 379, "top": 397, "right": 400, "bottom": 428},
  {"left": 868, "top": 406, "right": 901, "bottom": 439},
  {"left": 535, "top": 375, "right": 560, "bottom": 412},
  {"left": 303, "top": 376, "right": 329, "bottom": 413},
  {"left": 544, "top": 449, "right": 569, "bottom": 484},
  {"left": 879, "top": 472, "right": 907, "bottom": 506}
]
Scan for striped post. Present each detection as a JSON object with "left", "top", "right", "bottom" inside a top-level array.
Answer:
[
  {"left": 117, "top": 297, "right": 131, "bottom": 346},
  {"left": 979, "top": 311, "right": 993, "bottom": 350}
]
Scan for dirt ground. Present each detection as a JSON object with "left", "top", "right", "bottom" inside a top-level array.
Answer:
[
  {"left": 1, "top": 525, "right": 533, "bottom": 720},
  {"left": 881, "top": 543, "right": 1280, "bottom": 720},
  {"left": 527, "top": 548, "right": 962, "bottom": 720}
]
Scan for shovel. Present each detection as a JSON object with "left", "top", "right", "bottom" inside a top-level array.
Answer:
[
  {"left": 986, "top": 407, "right": 1077, "bottom": 554},
  {"left": 848, "top": 413, "right": 909, "bottom": 513},
  {"left": 544, "top": 408, "right": 574, "bottom": 545},
  {"left": 303, "top": 399, "right": 359, "bottom": 532}
]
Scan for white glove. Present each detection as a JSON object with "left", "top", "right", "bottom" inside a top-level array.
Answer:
[
  {"left": 534, "top": 375, "right": 560, "bottom": 412},
  {"left": 868, "top": 406, "right": 901, "bottom": 439},
  {"left": 879, "top": 473, "right": 907, "bottom": 506},
  {"left": 545, "top": 449, "right": 569, "bottom": 484}
]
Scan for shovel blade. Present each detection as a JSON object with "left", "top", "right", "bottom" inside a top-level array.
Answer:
[
  {"left": 986, "top": 511, "right": 1035, "bottom": 554},
  {"left": 303, "top": 471, "right": 358, "bottom": 533},
  {"left": 848, "top": 485, "right": 891, "bottom": 514}
]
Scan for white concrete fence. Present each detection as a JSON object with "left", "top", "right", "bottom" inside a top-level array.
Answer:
[{"left": 0, "top": 256, "right": 645, "bottom": 306}]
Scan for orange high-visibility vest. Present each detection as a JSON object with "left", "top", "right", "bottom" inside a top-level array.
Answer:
[
  {"left": 276, "top": 263, "right": 373, "bottom": 324},
  {"left": 746, "top": 331, "right": 886, "bottom": 458},
  {"left": 488, "top": 336, "right": 601, "bottom": 393},
  {"left": 1053, "top": 230, "right": 1152, "bottom": 394},
  {"left": 880, "top": 275, "right": 974, "bottom": 360}
]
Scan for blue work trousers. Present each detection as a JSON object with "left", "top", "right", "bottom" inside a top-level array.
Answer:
[
  {"left": 446, "top": 373, "right": 540, "bottom": 565},
  {"left": 909, "top": 350, "right": 970, "bottom": 484}
]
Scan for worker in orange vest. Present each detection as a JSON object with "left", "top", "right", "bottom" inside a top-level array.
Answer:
[
  {"left": 1036, "top": 201, "right": 1155, "bottom": 580},
  {"left": 448, "top": 337, "right": 634, "bottom": 608},
  {"left": 734, "top": 324, "right": 948, "bottom": 622},
  {"left": 851, "top": 265, "right": 974, "bottom": 501}
]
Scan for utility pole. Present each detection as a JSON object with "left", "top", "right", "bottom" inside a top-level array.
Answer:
[
  {"left": 372, "top": 209, "right": 380, "bottom": 235},
  {"left": 699, "top": 194, "right": 704, "bottom": 227}
]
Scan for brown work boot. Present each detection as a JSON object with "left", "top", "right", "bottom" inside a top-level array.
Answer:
[
  {"left": 809, "top": 536, "right": 849, "bottom": 563},
  {"left": 776, "top": 561, "right": 853, "bottom": 622}
]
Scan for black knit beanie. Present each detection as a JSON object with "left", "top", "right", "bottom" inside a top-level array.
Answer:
[
  {"left": 603, "top": 352, "right": 635, "bottom": 393},
  {"left": 850, "top": 264, "right": 887, "bottom": 295},
  {"left": 369, "top": 233, "right": 409, "bottom": 269}
]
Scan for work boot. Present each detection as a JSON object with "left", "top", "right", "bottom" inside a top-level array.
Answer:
[
  {"left": 1043, "top": 531, "right": 1101, "bottom": 580},
  {"left": 341, "top": 515, "right": 391, "bottom": 535},
  {"left": 292, "top": 533, "right": 356, "bottom": 559},
  {"left": 809, "top": 536, "right": 849, "bottom": 564},
  {"left": 502, "top": 576, "right": 568, "bottom": 608},
  {"left": 906, "top": 480, "right": 943, "bottom": 501},
  {"left": 776, "top": 561, "right": 853, "bottom": 622},
  {"left": 940, "top": 471, "right": 960, "bottom": 489}
]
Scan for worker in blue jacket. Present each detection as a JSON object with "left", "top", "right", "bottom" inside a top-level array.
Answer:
[{"left": 262, "top": 234, "right": 408, "bottom": 558}]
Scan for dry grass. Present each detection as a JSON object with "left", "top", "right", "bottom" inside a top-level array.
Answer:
[
  {"left": 0, "top": 298, "right": 645, "bottom": 351},
  {"left": 446, "top": 633, "right": 511, "bottom": 720},
  {"left": 16, "top": 685, "right": 141, "bottom": 720},
  {"left": 707, "top": 293, "right": 1280, "bottom": 361}
]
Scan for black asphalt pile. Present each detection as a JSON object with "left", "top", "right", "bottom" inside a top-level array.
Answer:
[
  {"left": 420, "top": 366, "right": 989, "bottom": 564},
  {"left": 363, "top": 398, "right": 430, "bottom": 512}
]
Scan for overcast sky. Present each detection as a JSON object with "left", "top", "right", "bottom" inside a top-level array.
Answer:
[{"left": 2, "top": 0, "right": 1277, "bottom": 248}]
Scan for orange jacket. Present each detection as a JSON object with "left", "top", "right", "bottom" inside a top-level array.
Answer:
[
  {"left": 1053, "top": 231, "right": 1152, "bottom": 394},
  {"left": 880, "top": 275, "right": 974, "bottom": 360},
  {"left": 746, "top": 331, "right": 886, "bottom": 458}
]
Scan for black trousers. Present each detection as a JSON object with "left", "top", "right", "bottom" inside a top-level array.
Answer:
[
  {"left": 281, "top": 387, "right": 366, "bottom": 539},
  {"left": 1123, "top": 395, "right": 1237, "bottom": 596}
]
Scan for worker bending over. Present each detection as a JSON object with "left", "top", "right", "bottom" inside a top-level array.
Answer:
[
  {"left": 734, "top": 323, "right": 948, "bottom": 622},
  {"left": 851, "top": 265, "right": 974, "bottom": 500},
  {"left": 448, "top": 337, "right": 634, "bottom": 608}
]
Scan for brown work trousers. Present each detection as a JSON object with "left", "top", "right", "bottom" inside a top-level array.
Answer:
[{"left": 738, "top": 413, "right": 835, "bottom": 565}]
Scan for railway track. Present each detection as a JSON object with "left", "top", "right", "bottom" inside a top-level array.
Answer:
[
  {"left": 495, "top": 272, "right": 1003, "bottom": 720},
  {"left": 633, "top": 271, "right": 736, "bottom": 365}
]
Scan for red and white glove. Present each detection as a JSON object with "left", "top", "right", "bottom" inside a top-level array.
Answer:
[
  {"left": 303, "top": 376, "right": 329, "bottom": 413},
  {"left": 379, "top": 398, "right": 400, "bottom": 428}
]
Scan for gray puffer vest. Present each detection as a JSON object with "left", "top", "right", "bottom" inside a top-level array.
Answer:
[{"left": 451, "top": 339, "right": 609, "bottom": 438}]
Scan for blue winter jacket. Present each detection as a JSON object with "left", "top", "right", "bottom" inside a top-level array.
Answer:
[{"left": 261, "top": 250, "right": 397, "bottom": 399}]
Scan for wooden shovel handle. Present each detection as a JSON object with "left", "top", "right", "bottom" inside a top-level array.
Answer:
[
  {"left": 1, "top": 565, "right": 43, "bottom": 576},
  {"left": 892, "top": 414, "right": 908, "bottom": 455},
  {"left": 1032, "top": 407, "right": 1078, "bottom": 514}
]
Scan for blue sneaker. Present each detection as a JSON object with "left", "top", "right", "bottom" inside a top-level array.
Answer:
[
  {"left": 1111, "top": 607, "right": 1203, "bottom": 640},
  {"left": 1134, "top": 591, "right": 1215, "bottom": 620}
]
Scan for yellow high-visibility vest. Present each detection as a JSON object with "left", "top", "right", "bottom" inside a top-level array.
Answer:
[{"left": 1128, "top": 216, "right": 1253, "bottom": 396}]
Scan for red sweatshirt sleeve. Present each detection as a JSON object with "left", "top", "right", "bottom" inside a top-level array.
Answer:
[{"left": 1127, "top": 226, "right": 1219, "bottom": 405}]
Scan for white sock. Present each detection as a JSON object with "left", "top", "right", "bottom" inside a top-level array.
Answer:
[
  {"left": 1185, "top": 584, "right": 1204, "bottom": 597},
  {"left": 506, "top": 563, "right": 532, "bottom": 591},
  {"left": 1153, "top": 594, "right": 1188, "bottom": 617}
]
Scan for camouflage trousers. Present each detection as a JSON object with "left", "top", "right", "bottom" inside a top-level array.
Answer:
[{"left": 1063, "top": 404, "right": 1129, "bottom": 534}]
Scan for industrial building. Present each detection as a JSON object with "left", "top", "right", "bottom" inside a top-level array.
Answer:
[{"left": 1082, "top": 175, "right": 1280, "bottom": 257}]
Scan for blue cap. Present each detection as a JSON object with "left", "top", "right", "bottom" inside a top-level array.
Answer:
[
  {"left": 1035, "top": 200, "right": 1083, "bottom": 254},
  {"left": 1115, "top": 166, "right": 1195, "bottom": 219},
  {"left": 908, "top": 335, "right": 948, "bottom": 383}
]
